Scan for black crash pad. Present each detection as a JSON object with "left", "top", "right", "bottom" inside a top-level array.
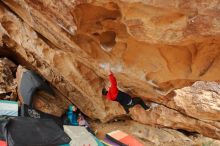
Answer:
[
  {"left": 19, "top": 70, "right": 53, "bottom": 106},
  {"left": 20, "top": 104, "right": 63, "bottom": 128},
  {"left": 0, "top": 116, "right": 71, "bottom": 146}
]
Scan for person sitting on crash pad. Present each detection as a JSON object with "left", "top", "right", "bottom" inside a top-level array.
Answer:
[
  {"left": 102, "top": 65, "right": 150, "bottom": 113},
  {"left": 67, "top": 105, "right": 79, "bottom": 126}
]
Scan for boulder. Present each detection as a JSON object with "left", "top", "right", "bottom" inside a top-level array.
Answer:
[
  {"left": 162, "top": 81, "right": 220, "bottom": 121},
  {"left": 129, "top": 105, "right": 220, "bottom": 140},
  {"left": 0, "top": 57, "right": 17, "bottom": 100},
  {"left": 0, "top": 0, "right": 220, "bottom": 140}
]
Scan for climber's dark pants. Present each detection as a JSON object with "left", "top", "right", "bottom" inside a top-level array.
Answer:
[{"left": 123, "top": 97, "right": 150, "bottom": 113}]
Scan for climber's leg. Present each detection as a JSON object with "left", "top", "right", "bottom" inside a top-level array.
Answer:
[{"left": 132, "top": 97, "right": 150, "bottom": 110}]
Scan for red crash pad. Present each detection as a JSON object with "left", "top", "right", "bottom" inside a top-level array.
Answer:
[
  {"left": 106, "top": 130, "right": 143, "bottom": 146},
  {"left": 0, "top": 140, "right": 7, "bottom": 146}
]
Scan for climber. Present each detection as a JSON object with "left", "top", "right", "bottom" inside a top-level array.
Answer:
[{"left": 102, "top": 65, "right": 150, "bottom": 113}]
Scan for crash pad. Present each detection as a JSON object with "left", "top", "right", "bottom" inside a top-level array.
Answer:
[
  {"left": 101, "top": 138, "right": 120, "bottom": 146},
  {"left": 93, "top": 136, "right": 105, "bottom": 146},
  {"left": 0, "top": 116, "right": 12, "bottom": 140},
  {"left": 0, "top": 140, "right": 7, "bottom": 146},
  {"left": 64, "top": 126, "right": 98, "bottom": 146},
  {"left": 106, "top": 130, "right": 143, "bottom": 146},
  {"left": 17, "top": 68, "right": 53, "bottom": 106},
  {"left": 20, "top": 104, "right": 63, "bottom": 128},
  {"left": 0, "top": 100, "right": 18, "bottom": 116},
  {"left": 4, "top": 117, "right": 71, "bottom": 146}
]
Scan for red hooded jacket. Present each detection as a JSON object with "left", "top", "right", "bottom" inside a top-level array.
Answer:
[{"left": 106, "top": 72, "right": 118, "bottom": 101}]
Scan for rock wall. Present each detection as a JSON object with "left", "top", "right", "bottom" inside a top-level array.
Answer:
[
  {"left": 0, "top": 57, "right": 17, "bottom": 100},
  {"left": 3, "top": 0, "right": 220, "bottom": 97},
  {"left": 0, "top": 0, "right": 220, "bottom": 140}
]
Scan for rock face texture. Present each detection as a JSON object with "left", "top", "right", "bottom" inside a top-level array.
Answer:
[
  {"left": 130, "top": 81, "right": 220, "bottom": 139},
  {"left": 163, "top": 81, "right": 220, "bottom": 121},
  {"left": 130, "top": 104, "right": 220, "bottom": 139},
  {"left": 0, "top": 0, "right": 220, "bottom": 140},
  {"left": 2, "top": 0, "right": 220, "bottom": 97},
  {"left": 0, "top": 57, "right": 17, "bottom": 100}
]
